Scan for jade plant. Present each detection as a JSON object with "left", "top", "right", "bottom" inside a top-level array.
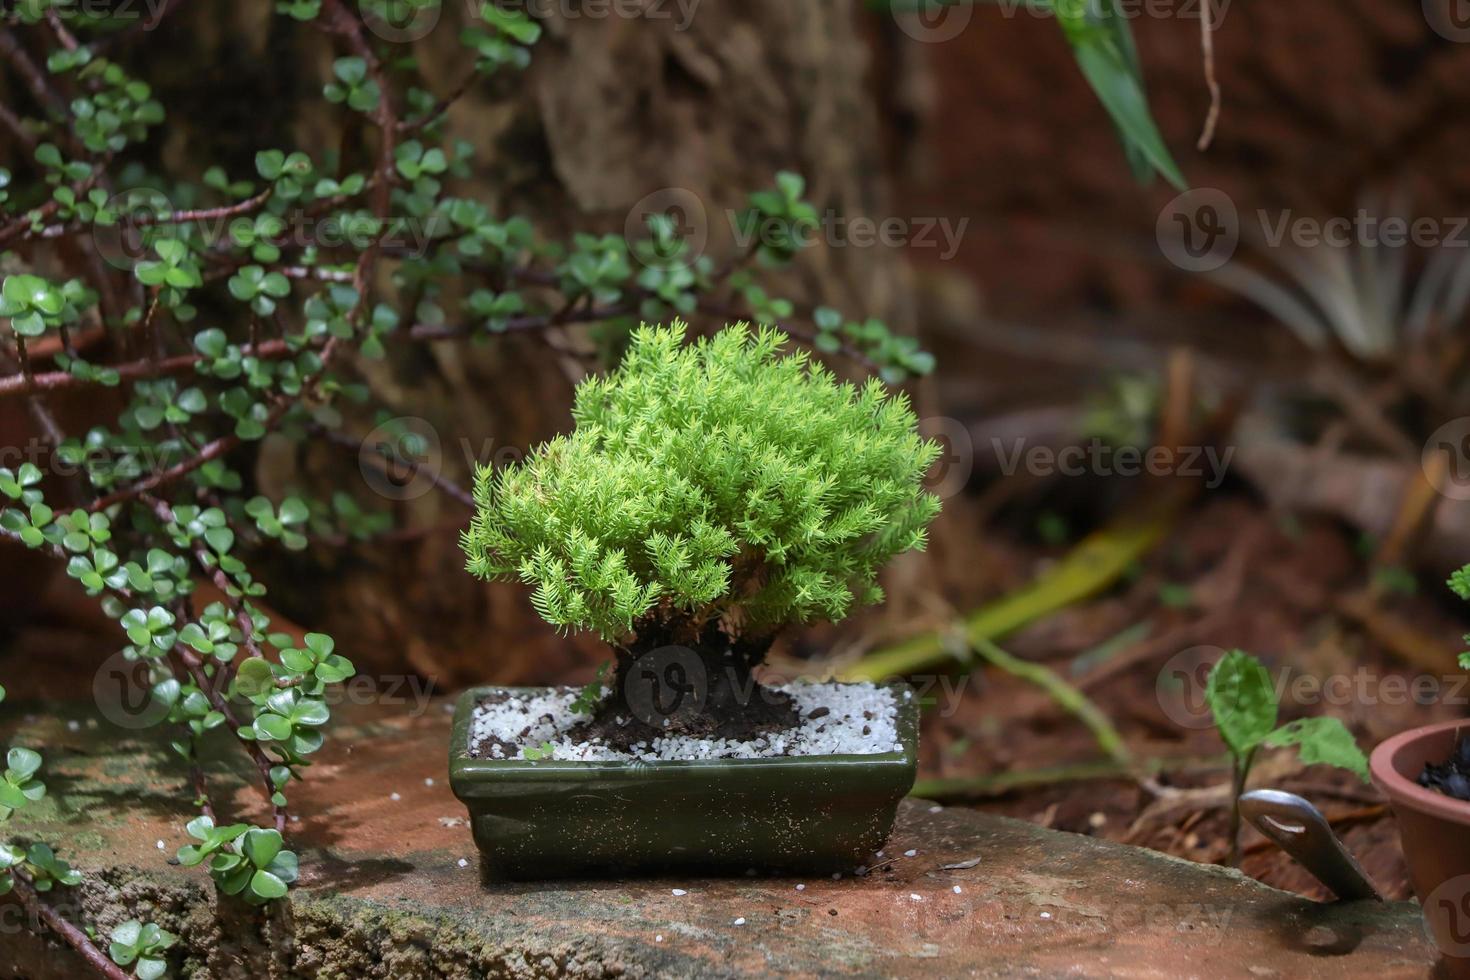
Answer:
[
  {"left": 0, "top": 0, "right": 932, "bottom": 969},
  {"left": 463, "top": 322, "right": 942, "bottom": 733}
]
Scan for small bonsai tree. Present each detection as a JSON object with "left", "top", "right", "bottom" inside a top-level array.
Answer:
[{"left": 463, "top": 322, "right": 941, "bottom": 735}]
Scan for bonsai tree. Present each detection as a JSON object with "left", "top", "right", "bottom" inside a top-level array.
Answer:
[{"left": 462, "top": 322, "right": 941, "bottom": 736}]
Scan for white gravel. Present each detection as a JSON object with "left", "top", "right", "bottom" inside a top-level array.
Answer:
[{"left": 467, "top": 682, "right": 907, "bottom": 761}]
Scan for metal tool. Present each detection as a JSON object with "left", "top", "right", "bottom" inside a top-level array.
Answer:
[{"left": 1238, "top": 789, "right": 1381, "bottom": 901}]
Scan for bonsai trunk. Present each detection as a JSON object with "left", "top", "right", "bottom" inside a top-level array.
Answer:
[{"left": 591, "top": 620, "right": 799, "bottom": 744}]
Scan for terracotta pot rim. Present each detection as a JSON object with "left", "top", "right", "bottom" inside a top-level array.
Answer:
[{"left": 1370, "top": 719, "right": 1470, "bottom": 825}]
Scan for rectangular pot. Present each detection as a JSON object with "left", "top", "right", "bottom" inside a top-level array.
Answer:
[{"left": 448, "top": 682, "right": 918, "bottom": 879}]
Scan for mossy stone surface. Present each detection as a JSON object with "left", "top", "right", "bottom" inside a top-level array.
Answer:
[{"left": 0, "top": 698, "right": 1441, "bottom": 978}]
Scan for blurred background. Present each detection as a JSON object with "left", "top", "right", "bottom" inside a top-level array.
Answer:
[{"left": 5, "top": 0, "right": 1470, "bottom": 901}]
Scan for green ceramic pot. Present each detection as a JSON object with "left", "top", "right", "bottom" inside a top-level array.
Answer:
[{"left": 448, "top": 682, "right": 918, "bottom": 879}]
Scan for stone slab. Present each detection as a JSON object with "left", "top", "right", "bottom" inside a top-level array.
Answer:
[{"left": 0, "top": 699, "right": 1440, "bottom": 979}]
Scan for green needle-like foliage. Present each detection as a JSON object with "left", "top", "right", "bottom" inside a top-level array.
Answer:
[{"left": 463, "top": 322, "right": 942, "bottom": 645}]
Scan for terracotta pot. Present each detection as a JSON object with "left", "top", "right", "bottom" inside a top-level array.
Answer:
[
  {"left": 1371, "top": 719, "right": 1470, "bottom": 978},
  {"left": 449, "top": 682, "right": 918, "bottom": 879}
]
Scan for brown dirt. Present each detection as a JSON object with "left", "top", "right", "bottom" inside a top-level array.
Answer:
[
  {"left": 572, "top": 682, "right": 800, "bottom": 753},
  {"left": 914, "top": 493, "right": 1470, "bottom": 902}
]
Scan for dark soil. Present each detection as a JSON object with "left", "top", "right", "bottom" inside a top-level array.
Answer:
[
  {"left": 464, "top": 681, "right": 807, "bottom": 759},
  {"left": 572, "top": 681, "right": 801, "bottom": 754},
  {"left": 594, "top": 622, "right": 803, "bottom": 748},
  {"left": 1420, "top": 734, "right": 1470, "bottom": 802}
]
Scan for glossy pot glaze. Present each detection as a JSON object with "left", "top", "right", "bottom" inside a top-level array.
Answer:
[{"left": 449, "top": 683, "right": 918, "bottom": 879}]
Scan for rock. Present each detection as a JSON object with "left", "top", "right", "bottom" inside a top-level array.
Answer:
[{"left": 0, "top": 700, "right": 1438, "bottom": 978}]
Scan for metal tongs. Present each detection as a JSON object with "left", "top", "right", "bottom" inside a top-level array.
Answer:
[{"left": 1238, "top": 789, "right": 1381, "bottom": 901}]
